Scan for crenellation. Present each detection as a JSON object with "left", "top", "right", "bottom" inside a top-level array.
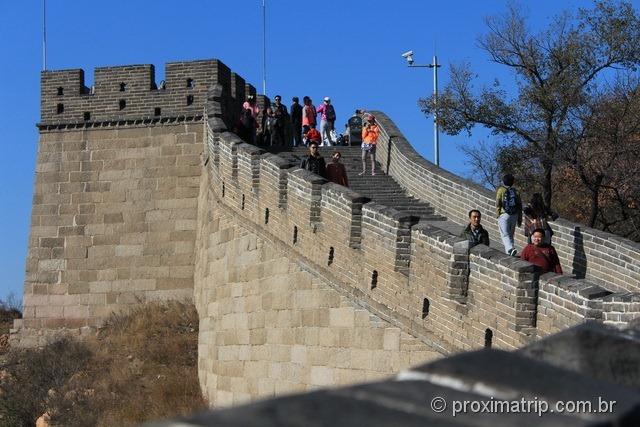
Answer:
[
  {"left": 320, "top": 183, "right": 369, "bottom": 251},
  {"left": 217, "top": 132, "right": 242, "bottom": 200},
  {"left": 287, "top": 169, "right": 326, "bottom": 227},
  {"left": 236, "top": 143, "right": 264, "bottom": 197},
  {"left": 40, "top": 59, "right": 231, "bottom": 127}
]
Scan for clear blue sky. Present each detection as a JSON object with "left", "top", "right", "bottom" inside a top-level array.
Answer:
[{"left": 0, "top": 0, "right": 593, "bottom": 302}]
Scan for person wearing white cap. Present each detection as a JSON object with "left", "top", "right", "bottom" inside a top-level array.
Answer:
[{"left": 316, "top": 96, "right": 337, "bottom": 146}]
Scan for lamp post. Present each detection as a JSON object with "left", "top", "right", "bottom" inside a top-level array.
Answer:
[{"left": 402, "top": 52, "right": 441, "bottom": 166}]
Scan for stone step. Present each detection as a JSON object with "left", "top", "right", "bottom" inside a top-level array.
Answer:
[{"left": 265, "top": 145, "right": 450, "bottom": 224}]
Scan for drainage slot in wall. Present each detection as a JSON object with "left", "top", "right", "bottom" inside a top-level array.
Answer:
[
  {"left": 328, "top": 247, "right": 334, "bottom": 266},
  {"left": 264, "top": 208, "right": 269, "bottom": 224},
  {"left": 485, "top": 329, "right": 493, "bottom": 349},
  {"left": 422, "top": 298, "right": 430, "bottom": 319},
  {"left": 371, "top": 270, "right": 378, "bottom": 290},
  {"left": 293, "top": 226, "right": 298, "bottom": 244},
  {"left": 119, "top": 99, "right": 126, "bottom": 110}
]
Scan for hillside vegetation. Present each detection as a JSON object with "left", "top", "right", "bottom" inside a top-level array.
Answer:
[{"left": 0, "top": 301, "right": 206, "bottom": 427}]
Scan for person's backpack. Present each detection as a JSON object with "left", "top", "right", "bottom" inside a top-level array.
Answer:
[
  {"left": 326, "top": 104, "right": 336, "bottom": 121},
  {"left": 502, "top": 186, "right": 519, "bottom": 215}
]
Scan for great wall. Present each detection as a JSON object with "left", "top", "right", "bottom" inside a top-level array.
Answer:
[{"left": 13, "top": 58, "right": 640, "bottom": 408}]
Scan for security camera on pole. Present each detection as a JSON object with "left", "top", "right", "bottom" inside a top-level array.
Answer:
[{"left": 401, "top": 51, "right": 441, "bottom": 167}]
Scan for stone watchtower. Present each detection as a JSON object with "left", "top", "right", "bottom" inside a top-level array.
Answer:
[{"left": 15, "top": 59, "right": 250, "bottom": 345}]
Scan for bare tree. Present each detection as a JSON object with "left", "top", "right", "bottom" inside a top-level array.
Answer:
[
  {"left": 564, "top": 76, "right": 640, "bottom": 238},
  {"left": 420, "top": 0, "right": 640, "bottom": 210},
  {"left": 459, "top": 140, "right": 503, "bottom": 190}
]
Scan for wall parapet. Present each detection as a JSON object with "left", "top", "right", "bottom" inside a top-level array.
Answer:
[
  {"left": 538, "top": 274, "right": 613, "bottom": 335},
  {"left": 603, "top": 292, "right": 640, "bottom": 328},
  {"left": 369, "top": 110, "right": 640, "bottom": 294},
  {"left": 40, "top": 59, "right": 239, "bottom": 130}
]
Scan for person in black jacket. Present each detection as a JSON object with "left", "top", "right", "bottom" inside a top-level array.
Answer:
[
  {"left": 460, "top": 209, "right": 490, "bottom": 248},
  {"left": 272, "top": 95, "right": 289, "bottom": 146},
  {"left": 299, "top": 142, "right": 327, "bottom": 178},
  {"left": 290, "top": 96, "right": 303, "bottom": 147}
]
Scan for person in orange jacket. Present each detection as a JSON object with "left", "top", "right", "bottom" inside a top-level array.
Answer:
[{"left": 359, "top": 114, "right": 379, "bottom": 175}]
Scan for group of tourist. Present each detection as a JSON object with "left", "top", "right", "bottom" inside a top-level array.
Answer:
[
  {"left": 462, "top": 174, "right": 562, "bottom": 274},
  {"left": 298, "top": 112, "right": 379, "bottom": 186},
  {"left": 240, "top": 95, "right": 561, "bottom": 275},
  {"left": 239, "top": 94, "right": 346, "bottom": 148}
]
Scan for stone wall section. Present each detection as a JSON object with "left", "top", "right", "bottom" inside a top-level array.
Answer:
[
  {"left": 194, "top": 172, "right": 439, "bottom": 407},
  {"left": 537, "top": 274, "right": 611, "bottom": 334},
  {"left": 205, "top": 117, "right": 532, "bottom": 356},
  {"left": 203, "top": 82, "right": 640, "bottom": 363},
  {"left": 371, "top": 111, "right": 640, "bottom": 293},
  {"left": 14, "top": 123, "right": 204, "bottom": 345}
]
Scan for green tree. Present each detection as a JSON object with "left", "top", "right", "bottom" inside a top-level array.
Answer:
[{"left": 420, "top": 0, "right": 640, "bottom": 210}]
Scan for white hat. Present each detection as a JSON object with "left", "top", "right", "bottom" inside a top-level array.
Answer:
[{"left": 323, "top": 96, "right": 330, "bottom": 102}]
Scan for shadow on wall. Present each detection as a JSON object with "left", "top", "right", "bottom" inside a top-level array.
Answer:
[{"left": 572, "top": 227, "right": 586, "bottom": 279}]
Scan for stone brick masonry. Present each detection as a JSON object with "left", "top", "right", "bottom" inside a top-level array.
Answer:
[
  {"left": 14, "top": 123, "right": 203, "bottom": 346},
  {"left": 194, "top": 182, "right": 439, "bottom": 406},
  {"left": 15, "top": 58, "right": 640, "bottom": 405}
]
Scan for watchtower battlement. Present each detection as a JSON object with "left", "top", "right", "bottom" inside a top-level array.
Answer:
[{"left": 40, "top": 59, "right": 253, "bottom": 129}]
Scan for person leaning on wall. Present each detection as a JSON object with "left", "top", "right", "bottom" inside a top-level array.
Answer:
[
  {"left": 520, "top": 227, "right": 563, "bottom": 274},
  {"left": 460, "top": 209, "right": 490, "bottom": 248}
]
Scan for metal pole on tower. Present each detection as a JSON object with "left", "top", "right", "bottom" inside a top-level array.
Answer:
[
  {"left": 42, "top": 0, "right": 47, "bottom": 70},
  {"left": 262, "top": 0, "right": 267, "bottom": 95}
]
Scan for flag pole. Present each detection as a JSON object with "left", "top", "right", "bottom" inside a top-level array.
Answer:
[
  {"left": 262, "top": 0, "right": 266, "bottom": 95},
  {"left": 42, "top": 0, "right": 47, "bottom": 70}
]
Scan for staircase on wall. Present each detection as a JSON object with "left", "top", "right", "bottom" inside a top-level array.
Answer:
[{"left": 267, "top": 146, "right": 474, "bottom": 241}]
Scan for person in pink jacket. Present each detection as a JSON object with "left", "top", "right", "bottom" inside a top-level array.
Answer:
[
  {"left": 316, "top": 97, "right": 336, "bottom": 146},
  {"left": 241, "top": 95, "right": 260, "bottom": 144}
]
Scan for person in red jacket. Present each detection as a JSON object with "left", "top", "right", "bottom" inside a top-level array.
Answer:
[
  {"left": 520, "top": 228, "right": 563, "bottom": 274},
  {"left": 326, "top": 151, "right": 349, "bottom": 187}
]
